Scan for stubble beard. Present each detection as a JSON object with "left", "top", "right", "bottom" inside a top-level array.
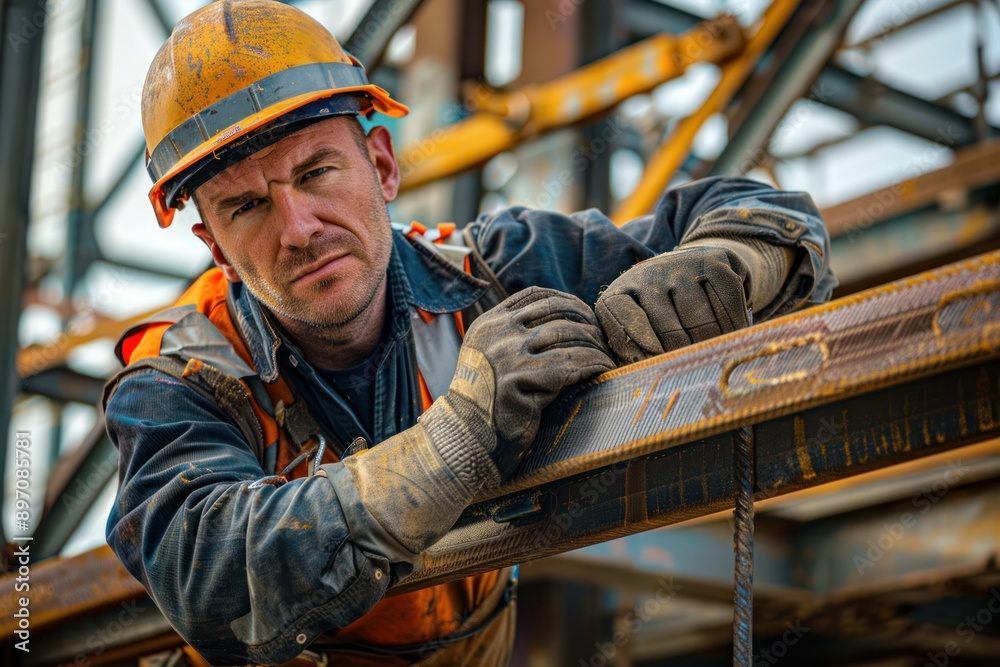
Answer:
[{"left": 235, "top": 203, "right": 393, "bottom": 330}]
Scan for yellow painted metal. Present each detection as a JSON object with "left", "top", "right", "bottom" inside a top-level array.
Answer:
[
  {"left": 611, "top": 0, "right": 802, "bottom": 225},
  {"left": 16, "top": 306, "right": 163, "bottom": 378},
  {"left": 397, "top": 16, "right": 745, "bottom": 192}
]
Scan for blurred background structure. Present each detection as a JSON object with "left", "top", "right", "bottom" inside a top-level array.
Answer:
[{"left": 2, "top": 0, "right": 1000, "bottom": 665}]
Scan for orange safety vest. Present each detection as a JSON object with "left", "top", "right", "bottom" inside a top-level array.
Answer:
[{"left": 116, "top": 252, "right": 504, "bottom": 652}]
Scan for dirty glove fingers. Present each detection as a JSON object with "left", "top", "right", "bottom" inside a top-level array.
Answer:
[
  {"left": 516, "top": 345, "right": 616, "bottom": 392},
  {"left": 551, "top": 346, "right": 617, "bottom": 386},
  {"left": 442, "top": 285, "right": 619, "bottom": 482},
  {"left": 595, "top": 293, "right": 665, "bottom": 364},
  {"left": 512, "top": 290, "right": 603, "bottom": 329},
  {"left": 698, "top": 259, "right": 750, "bottom": 332},
  {"left": 665, "top": 281, "right": 725, "bottom": 344},
  {"left": 703, "top": 279, "right": 749, "bottom": 334},
  {"left": 525, "top": 317, "right": 612, "bottom": 356},
  {"left": 633, "top": 290, "right": 693, "bottom": 353}
]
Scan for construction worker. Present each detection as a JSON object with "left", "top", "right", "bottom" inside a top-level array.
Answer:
[{"left": 103, "top": 1, "right": 835, "bottom": 666}]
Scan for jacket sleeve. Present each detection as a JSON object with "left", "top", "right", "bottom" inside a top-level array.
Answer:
[
  {"left": 466, "top": 176, "right": 837, "bottom": 317},
  {"left": 104, "top": 368, "right": 446, "bottom": 665}
]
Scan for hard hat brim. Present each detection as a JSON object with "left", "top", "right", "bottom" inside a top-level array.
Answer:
[{"left": 147, "top": 62, "right": 407, "bottom": 228}]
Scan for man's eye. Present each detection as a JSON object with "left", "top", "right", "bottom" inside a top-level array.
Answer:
[
  {"left": 303, "top": 167, "right": 329, "bottom": 181},
  {"left": 234, "top": 198, "right": 264, "bottom": 217}
]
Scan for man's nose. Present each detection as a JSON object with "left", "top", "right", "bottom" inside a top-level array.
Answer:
[{"left": 273, "top": 189, "right": 323, "bottom": 248}]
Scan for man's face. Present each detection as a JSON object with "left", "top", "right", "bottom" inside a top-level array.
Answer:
[{"left": 194, "top": 117, "right": 399, "bottom": 329}]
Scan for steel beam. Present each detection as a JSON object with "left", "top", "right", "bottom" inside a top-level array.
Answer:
[
  {"left": 797, "top": 479, "right": 1000, "bottom": 596},
  {"left": 624, "top": 0, "right": 702, "bottom": 36},
  {"left": 142, "top": 0, "right": 171, "bottom": 34},
  {"left": 820, "top": 137, "right": 1000, "bottom": 239},
  {"left": 342, "top": 0, "right": 425, "bottom": 71},
  {"left": 20, "top": 367, "right": 105, "bottom": 405},
  {"left": 523, "top": 516, "right": 807, "bottom": 603},
  {"left": 529, "top": 469, "right": 1000, "bottom": 600},
  {"left": 63, "top": 0, "right": 99, "bottom": 308},
  {"left": 449, "top": 0, "right": 487, "bottom": 227},
  {"left": 0, "top": 0, "right": 47, "bottom": 553},
  {"left": 396, "top": 249, "right": 1000, "bottom": 591},
  {"left": 811, "top": 65, "right": 1000, "bottom": 148},
  {"left": 708, "top": 0, "right": 864, "bottom": 177},
  {"left": 829, "top": 204, "right": 1000, "bottom": 294},
  {"left": 398, "top": 360, "right": 1000, "bottom": 594},
  {"left": 33, "top": 421, "right": 116, "bottom": 560},
  {"left": 611, "top": 0, "right": 799, "bottom": 223},
  {"left": 89, "top": 139, "right": 147, "bottom": 219},
  {"left": 580, "top": 1, "right": 624, "bottom": 214},
  {"left": 16, "top": 595, "right": 174, "bottom": 667}
]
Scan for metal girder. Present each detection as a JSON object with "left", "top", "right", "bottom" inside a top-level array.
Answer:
[
  {"left": 623, "top": 0, "right": 702, "bottom": 36},
  {"left": 811, "top": 65, "right": 1000, "bottom": 149},
  {"left": 707, "top": 0, "right": 864, "bottom": 177},
  {"left": 844, "top": 0, "right": 970, "bottom": 49},
  {"left": 396, "top": 15, "right": 744, "bottom": 192},
  {"left": 0, "top": 0, "right": 47, "bottom": 555},
  {"left": 829, "top": 204, "right": 1000, "bottom": 294},
  {"left": 17, "top": 595, "right": 174, "bottom": 667},
  {"left": 611, "top": 0, "right": 800, "bottom": 223},
  {"left": 820, "top": 137, "right": 1000, "bottom": 240},
  {"left": 530, "top": 468, "right": 1000, "bottom": 601},
  {"left": 33, "top": 420, "right": 115, "bottom": 560},
  {"left": 142, "top": 0, "right": 171, "bottom": 35},
  {"left": 16, "top": 304, "right": 164, "bottom": 379},
  {"left": 523, "top": 517, "right": 808, "bottom": 604},
  {"left": 399, "top": 360, "right": 1000, "bottom": 594},
  {"left": 7, "top": 250, "right": 998, "bottom": 646},
  {"left": 524, "top": 476, "right": 1000, "bottom": 663},
  {"left": 63, "top": 0, "right": 99, "bottom": 307},
  {"left": 342, "top": 0, "right": 425, "bottom": 71},
  {"left": 625, "top": 0, "right": 997, "bottom": 176},
  {"left": 0, "top": 546, "right": 172, "bottom": 667},
  {"left": 396, "top": 249, "right": 1000, "bottom": 592},
  {"left": 798, "top": 479, "right": 1000, "bottom": 596},
  {"left": 19, "top": 366, "right": 105, "bottom": 405}
]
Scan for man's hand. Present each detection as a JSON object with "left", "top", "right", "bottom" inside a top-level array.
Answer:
[
  {"left": 423, "top": 286, "right": 616, "bottom": 480},
  {"left": 331, "top": 287, "right": 613, "bottom": 562},
  {"left": 595, "top": 239, "right": 793, "bottom": 365}
]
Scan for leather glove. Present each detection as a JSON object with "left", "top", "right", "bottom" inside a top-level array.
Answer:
[
  {"left": 422, "top": 285, "right": 616, "bottom": 480},
  {"left": 326, "top": 286, "right": 615, "bottom": 561},
  {"left": 595, "top": 238, "right": 793, "bottom": 365}
]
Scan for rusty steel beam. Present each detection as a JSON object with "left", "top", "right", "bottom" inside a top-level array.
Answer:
[
  {"left": 3, "top": 251, "right": 998, "bottom": 643},
  {"left": 396, "top": 250, "right": 1000, "bottom": 592},
  {"left": 820, "top": 137, "right": 1000, "bottom": 240},
  {"left": 829, "top": 204, "right": 1000, "bottom": 296}
]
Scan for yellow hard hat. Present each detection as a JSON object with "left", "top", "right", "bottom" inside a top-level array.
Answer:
[{"left": 142, "top": 0, "right": 408, "bottom": 227}]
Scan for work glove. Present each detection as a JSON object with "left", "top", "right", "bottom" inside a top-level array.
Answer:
[
  {"left": 327, "top": 287, "right": 615, "bottom": 561},
  {"left": 422, "top": 285, "right": 617, "bottom": 480},
  {"left": 595, "top": 238, "right": 794, "bottom": 365}
]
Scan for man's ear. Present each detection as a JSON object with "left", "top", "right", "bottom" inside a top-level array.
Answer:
[
  {"left": 192, "top": 223, "right": 241, "bottom": 283},
  {"left": 365, "top": 125, "right": 400, "bottom": 203}
]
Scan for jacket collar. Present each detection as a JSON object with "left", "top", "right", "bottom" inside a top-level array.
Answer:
[{"left": 230, "top": 229, "right": 489, "bottom": 382}]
